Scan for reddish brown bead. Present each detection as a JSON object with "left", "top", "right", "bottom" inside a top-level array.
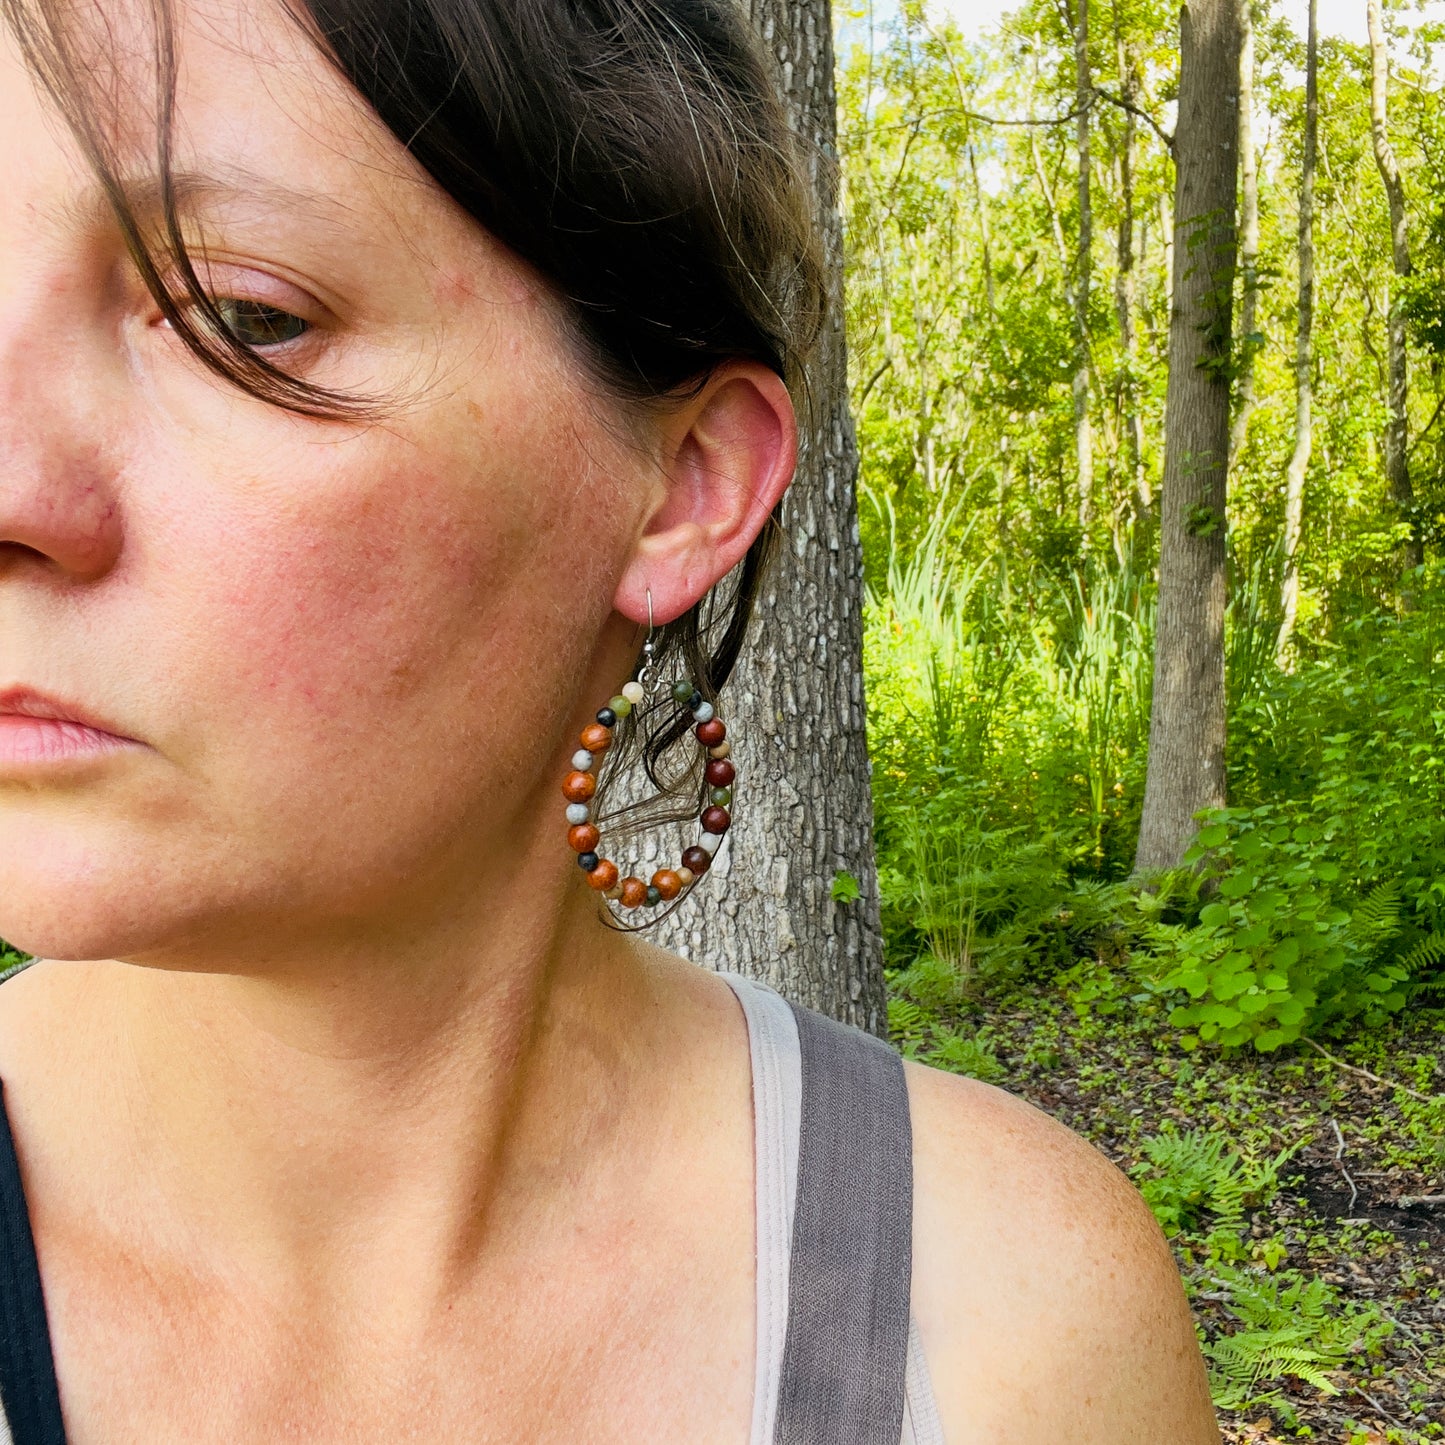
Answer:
[
  {"left": 651, "top": 868, "right": 683, "bottom": 901},
  {"left": 562, "top": 770, "right": 597, "bottom": 803},
  {"left": 704, "top": 759, "right": 735, "bottom": 789},
  {"left": 586, "top": 858, "right": 619, "bottom": 891},
  {"left": 568, "top": 823, "right": 601, "bottom": 853},
  {"left": 701, "top": 806, "right": 730, "bottom": 835},
  {"left": 580, "top": 722, "right": 612, "bottom": 753},
  {"left": 681, "top": 846, "right": 712, "bottom": 876},
  {"left": 619, "top": 876, "right": 648, "bottom": 909},
  {"left": 695, "top": 719, "right": 726, "bottom": 748}
]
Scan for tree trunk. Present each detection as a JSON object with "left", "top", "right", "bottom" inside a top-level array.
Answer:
[
  {"left": 1367, "top": 0, "right": 1424, "bottom": 571},
  {"left": 1134, "top": 0, "right": 1240, "bottom": 874},
  {"left": 1227, "top": 0, "right": 1259, "bottom": 475},
  {"left": 1074, "top": 0, "right": 1095, "bottom": 534},
  {"left": 1277, "top": 0, "right": 1317, "bottom": 663},
  {"left": 652, "top": 0, "right": 887, "bottom": 1032},
  {"left": 1114, "top": 20, "right": 1148, "bottom": 527}
]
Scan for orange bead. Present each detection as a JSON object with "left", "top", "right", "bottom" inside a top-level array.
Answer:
[
  {"left": 568, "top": 823, "right": 601, "bottom": 853},
  {"left": 619, "top": 877, "right": 648, "bottom": 909},
  {"left": 580, "top": 723, "right": 612, "bottom": 753},
  {"left": 587, "top": 859, "right": 619, "bottom": 891},
  {"left": 651, "top": 868, "right": 683, "bottom": 901},
  {"left": 562, "top": 770, "right": 597, "bottom": 803}
]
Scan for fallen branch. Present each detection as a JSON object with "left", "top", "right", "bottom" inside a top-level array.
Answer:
[
  {"left": 1301, "top": 1036, "right": 1438, "bottom": 1104},
  {"left": 1331, "top": 1119, "right": 1359, "bottom": 1215},
  {"left": 1397, "top": 1194, "right": 1445, "bottom": 1207}
]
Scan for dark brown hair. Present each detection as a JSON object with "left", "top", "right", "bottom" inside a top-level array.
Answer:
[{"left": 4, "top": 0, "right": 825, "bottom": 873}]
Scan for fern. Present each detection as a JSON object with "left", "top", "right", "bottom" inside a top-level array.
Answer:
[
  {"left": 1133, "top": 1126, "right": 1295, "bottom": 1236},
  {"left": 1401, "top": 931, "right": 1445, "bottom": 979},
  {"left": 1200, "top": 1264, "right": 1393, "bottom": 1412},
  {"left": 1345, "top": 879, "right": 1403, "bottom": 952}
]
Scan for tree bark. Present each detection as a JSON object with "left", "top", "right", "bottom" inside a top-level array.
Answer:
[
  {"left": 1227, "top": 0, "right": 1259, "bottom": 476},
  {"left": 651, "top": 0, "right": 887, "bottom": 1032},
  {"left": 1134, "top": 0, "right": 1240, "bottom": 874},
  {"left": 1367, "top": 0, "right": 1424, "bottom": 571},
  {"left": 1074, "top": 0, "right": 1095, "bottom": 533},
  {"left": 1277, "top": 0, "right": 1317, "bottom": 663}
]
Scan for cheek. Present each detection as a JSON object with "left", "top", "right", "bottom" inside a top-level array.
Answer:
[{"left": 150, "top": 408, "right": 633, "bottom": 870}]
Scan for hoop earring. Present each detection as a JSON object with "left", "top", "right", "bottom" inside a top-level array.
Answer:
[{"left": 560, "top": 590, "right": 735, "bottom": 911}]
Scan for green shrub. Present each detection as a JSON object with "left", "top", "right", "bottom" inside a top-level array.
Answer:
[{"left": 1146, "top": 810, "right": 1414, "bottom": 1050}]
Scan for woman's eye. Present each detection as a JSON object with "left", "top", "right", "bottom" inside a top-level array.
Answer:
[{"left": 211, "top": 298, "right": 310, "bottom": 348}]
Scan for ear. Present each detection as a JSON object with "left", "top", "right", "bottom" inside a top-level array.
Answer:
[{"left": 614, "top": 362, "right": 797, "bottom": 627}]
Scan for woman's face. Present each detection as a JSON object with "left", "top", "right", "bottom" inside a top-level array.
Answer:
[{"left": 0, "top": 0, "right": 677, "bottom": 965}]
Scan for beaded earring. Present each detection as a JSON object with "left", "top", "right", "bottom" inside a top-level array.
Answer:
[{"left": 560, "top": 593, "right": 735, "bottom": 912}]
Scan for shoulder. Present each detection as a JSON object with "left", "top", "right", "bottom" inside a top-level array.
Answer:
[{"left": 903, "top": 1060, "right": 1220, "bottom": 1445}]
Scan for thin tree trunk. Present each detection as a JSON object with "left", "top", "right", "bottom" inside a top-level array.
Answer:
[
  {"left": 651, "top": 0, "right": 886, "bottom": 1032},
  {"left": 1134, "top": 0, "right": 1240, "bottom": 874},
  {"left": 1227, "top": 0, "right": 1260, "bottom": 475},
  {"left": 1277, "top": 0, "right": 1317, "bottom": 663},
  {"left": 1114, "top": 16, "right": 1147, "bottom": 527},
  {"left": 1367, "top": 0, "right": 1424, "bottom": 571},
  {"left": 1074, "top": 0, "right": 1095, "bottom": 533}
]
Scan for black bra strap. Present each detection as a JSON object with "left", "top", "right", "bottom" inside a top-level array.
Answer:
[
  {"left": 774, "top": 1001, "right": 913, "bottom": 1445},
  {"left": 0, "top": 1077, "right": 66, "bottom": 1445}
]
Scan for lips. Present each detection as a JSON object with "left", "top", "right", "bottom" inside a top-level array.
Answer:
[{"left": 0, "top": 687, "right": 134, "bottom": 741}]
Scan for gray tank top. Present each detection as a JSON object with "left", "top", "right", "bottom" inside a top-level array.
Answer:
[
  {"left": 0, "top": 963, "right": 946, "bottom": 1442},
  {"left": 719, "top": 972, "right": 945, "bottom": 1445}
]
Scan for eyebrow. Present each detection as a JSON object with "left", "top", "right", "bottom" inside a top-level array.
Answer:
[{"left": 59, "top": 163, "right": 358, "bottom": 236}]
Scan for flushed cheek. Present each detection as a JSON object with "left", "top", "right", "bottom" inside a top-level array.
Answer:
[{"left": 174, "top": 436, "right": 631, "bottom": 882}]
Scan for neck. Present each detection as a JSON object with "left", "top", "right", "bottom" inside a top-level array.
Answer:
[{"left": 4, "top": 859, "right": 702, "bottom": 1320}]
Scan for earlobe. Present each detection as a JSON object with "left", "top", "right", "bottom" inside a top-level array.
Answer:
[{"left": 614, "top": 363, "right": 796, "bottom": 627}]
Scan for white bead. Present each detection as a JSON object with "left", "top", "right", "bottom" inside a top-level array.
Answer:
[
  {"left": 572, "top": 749, "right": 594, "bottom": 771},
  {"left": 566, "top": 803, "right": 590, "bottom": 825},
  {"left": 699, "top": 831, "right": 723, "bottom": 855},
  {"left": 692, "top": 701, "right": 715, "bottom": 723},
  {"left": 622, "top": 681, "right": 645, "bottom": 705}
]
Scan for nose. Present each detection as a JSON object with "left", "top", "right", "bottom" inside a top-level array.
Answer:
[{"left": 0, "top": 288, "right": 126, "bottom": 582}]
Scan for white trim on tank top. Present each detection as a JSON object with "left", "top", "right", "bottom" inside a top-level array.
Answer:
[{"left": 718, "top": 970, "right": 946, "bottom": 1445}]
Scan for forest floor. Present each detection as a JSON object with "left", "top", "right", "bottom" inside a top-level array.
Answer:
[{"left": 889, "top": 961, "right": 1445, "bottom": 1444}]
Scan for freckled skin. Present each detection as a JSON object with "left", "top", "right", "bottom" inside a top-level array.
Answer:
[{"left": 0, "top": 2, "right": 1218, "bottom": 1442}]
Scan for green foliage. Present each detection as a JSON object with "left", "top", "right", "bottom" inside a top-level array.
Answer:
[
  {"left": 1132, "top": 1125, "right": 1294, "bottom": 1238},
  {"left": 1137, "top": 569, "right": 1445, "bottom": 1049},
  {"left": 925, "top": 1030, "right": 1006, "bottom": 1083},
  {"left": 1149, "top": 814, "right": 1412, "bottom": 1050},
  {"left": 1201, "top": 1263, "right": 1394, "bottom": 1413},
  {"left": 829, "top": 870, "right": 863, "bottom": 904},
  {"left": 1129, "top": 1124, "right": 1395, "bottom": 1415}
]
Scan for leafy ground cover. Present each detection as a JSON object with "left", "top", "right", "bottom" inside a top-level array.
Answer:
[{"left": 889, "top": 955, "right": 1445, "bottom": 1442}]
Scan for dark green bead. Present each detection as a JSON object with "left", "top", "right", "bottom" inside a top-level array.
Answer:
[
  {"left": 710, "top": 786, "right": 732, "bottom": 807},
  {"left": 671, "top": 679, "right": 696, "bottom": 703},
  {"left": 645, "top": 885, "right": 662, "bottom": 907},
  {"left": 596, "top": 707, "right": 617, "bottom": 728},
  {"left": 577, "top": 851, "right": 599, "bottom": 871}
]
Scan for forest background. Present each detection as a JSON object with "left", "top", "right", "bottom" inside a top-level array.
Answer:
[{"left": 838, "top": 0, "right": 1444, "bottom": 1436}]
